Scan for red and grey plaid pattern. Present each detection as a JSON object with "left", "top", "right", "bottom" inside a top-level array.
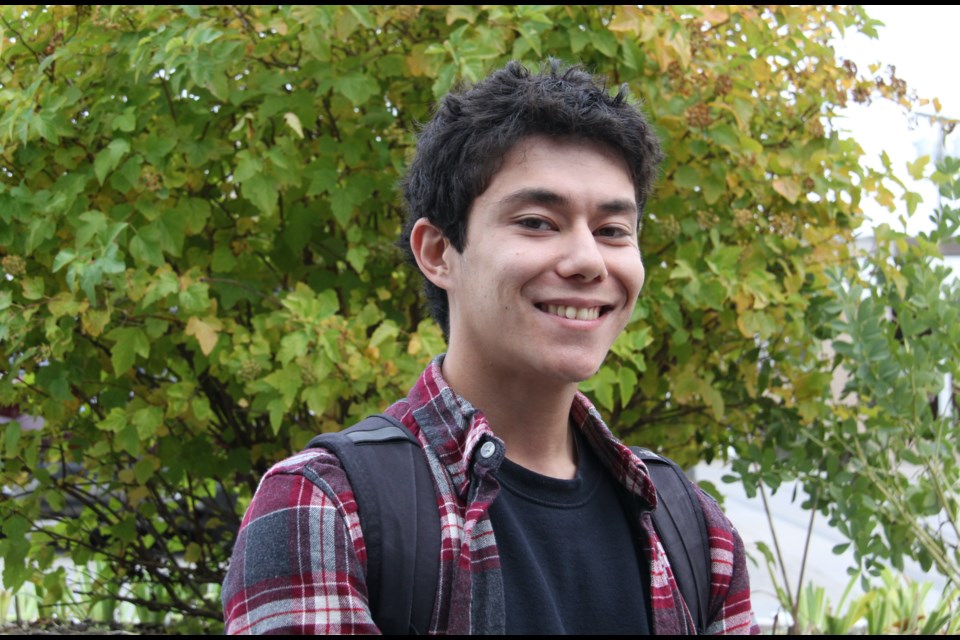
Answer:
[{"left": 222, "top": 356, "right": 759, "bottom": 634}]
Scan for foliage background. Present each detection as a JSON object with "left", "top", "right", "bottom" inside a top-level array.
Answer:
[{"left": 0, "top": 4, "right": 956, "bottom": 628}]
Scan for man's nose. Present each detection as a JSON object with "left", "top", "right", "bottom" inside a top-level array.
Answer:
[{"left": 556, "top": 225, "right": 607, "bottom": 281}]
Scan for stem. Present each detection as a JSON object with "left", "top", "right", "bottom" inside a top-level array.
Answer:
[
  {"left": 759, "top": 479, "right": 797, "bottom": 624},
  {"left": 794, "top": 486, "right": 819, "bottom": 607},
  {"left": 0, "top": 15, "right": 41, "bottom": 61},
  {"left": 160, "top": 75, "right": 178, "bottom": 124}
]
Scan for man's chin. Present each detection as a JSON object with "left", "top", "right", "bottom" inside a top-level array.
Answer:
[{"left": 545, "top": 356, "right": 610, "bottom": 386}]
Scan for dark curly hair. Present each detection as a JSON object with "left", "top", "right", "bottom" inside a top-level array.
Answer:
[{"left": 399, "top": 59, "right": 663, "bottom": 339}]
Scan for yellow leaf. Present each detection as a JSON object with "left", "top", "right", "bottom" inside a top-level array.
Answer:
[
  {"left": 666, "top": 30, "right": 690, "bottom": 69},
  {"left": 407, "top": 333, "right": 422, "bottom": 355},
  {"left": 81, "top": 308, "right": 110, "bottom": 338},
  {"left": 732, "top": 290, "right": 754, "bottom": 313},
  {"left": 127, "top": 486, "right": 150, "bottom": 507},
  {"left": 700, "top": 6, "right": 729, "bottom": 25},
  {"left": 887, "top": 265, "right": 908, "bottom": 300},
  {"left": 184, "top": 542, "right": 202, "bottom": 564},
  {"left": 906, "top": 155, "right": 929, "bottom": 180},
  {"left": 284, "top": 112, "right": 304, "bottom": 139},
  {"left": 876, "top": 186, "right": 895, "bottom": 211},
  {"left": 712, "top": 102, "right": 746, "bottom": 130},
  {"left": 186, "top": 316, "right": 222, "bottom": 356},
  {"left": 772, "top": 178, "right": 801, "bottom": 204},
  {"left": 934, "top": 97, "right": 942, "bottom": 113},
  {"left": 446, "top": 5, "right": 478, "bottom": 25},
  {"left": 639, "top": 16, "right": 659, "bottom": 42},
  {"left": 652, "top": 36, "right": 673, "bottom": 70},
  {"left": 608, "top": 5, "right": 644, "bottom": 33},
  {"left": 405, "top": 43, "right": 439, "bottom": 78}
]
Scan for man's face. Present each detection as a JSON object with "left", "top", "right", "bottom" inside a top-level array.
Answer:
[{"left": 442, "top": 135, "right": 645, "bottom": 386}]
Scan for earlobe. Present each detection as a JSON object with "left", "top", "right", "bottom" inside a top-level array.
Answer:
[{"left": 409, "top": 217, "right": 454, "bottom": 289}]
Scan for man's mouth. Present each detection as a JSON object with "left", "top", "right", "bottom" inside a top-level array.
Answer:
[{"left": 536, "top": 304, "right": 608, "bottom": 321}]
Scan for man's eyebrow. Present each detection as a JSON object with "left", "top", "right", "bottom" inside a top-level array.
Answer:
[
  {"left": 498, "top": 188, "right": 638, "bottom": 216},
  {"left": 598, "top": 198, "right": 639, "bottom": 216},
  {"left": 498, "top": 188, "right": 569, "bottom": 209}
]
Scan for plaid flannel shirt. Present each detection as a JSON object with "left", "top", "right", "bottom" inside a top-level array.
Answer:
[{"left": 222, "top": 356, "right": 759, "bottom": 634}]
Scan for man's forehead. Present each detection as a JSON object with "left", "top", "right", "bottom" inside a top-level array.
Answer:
[
  {"left": 484, "top": 136, "right": 638, "bottom": 212},
  {"left": 507, "top": 134, "right": 628, "bottom": 167}
]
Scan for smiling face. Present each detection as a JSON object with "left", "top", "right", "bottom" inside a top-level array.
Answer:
[{"left": 437, "top": 135, "right": 645, "bottom": 387}]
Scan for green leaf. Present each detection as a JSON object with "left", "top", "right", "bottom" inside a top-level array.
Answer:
[
  {"left": 26, "top": 216, "right": 55, "bottom": 253},
  {"left": 337, "top": 73, "right": 379, "bottom": 106},
  {"left": 75, "top": 210, "right": 108, "bottom": 248},
  {"left": 569, "top": 28, "right": 592, "bottom": 54},
  {"left": 369, "top": 321, "right": 399, "bottom": 349},
  {"left": 130, "top": 233, "right": 165, "bottom": 267},
  {"left": 592, "top": 29, "right": 619, "bottom": 57},
  {"left": 234, "top": 150, "right": 262, "bottom": 182},
  {"left": 178, "top": 281, "right": 211, "bottom": 315},
  {"left": 707, "top": 123, "right": 739, "bottom": 148},
  {"left": 21, "top": 277, "right": 45, "bottom": 300},
  {"left": 702, "top": 173, "right": 725, "bottom": 204},
  {"left": 659, "top": 299, "right": 683, "bottom": 329},
  {"left": 183, "top": 542, "right": 202, "bottom": 564},
  {"left": 618, "top": 366, "right": 637, "bottom": 405},
  {"left": 902, "top": 190, "right": 923, "bottom": 216},
  {"left": 329, "top": 186, "right": 358, "bottom": 228},
  {"left": 264, "top": 362, "right": 302, "bottom": 407},
  {"left": 94, "top": 139, "right": 131, "bottom": 185},
  {"left": 117, "top": 423, "right": 141, "bottom": 457},
  {"left": 134, "top": 458, "right": 155, "bottom": 484},
  {"left": 278, "top": 331, "right": 309, "bottom": 364},
  {"left": 593, "top": 369, "right": 616, "bottom": 412},
  {"left": 346, "top": 245, "right": 369, "bottom": 273},
  {"left": 3, "top": 421, "right": 22, "bottom": 456},
  {"left": 133, "top": 406, "right": 164, "bottom": 439},
  {"left": 906, "top": 155, "right": 930, "bottom": 180},
  {"left": 98, "top": 408, "right": 128, "bottom": 433},
  {"left": 243, "top": 172, "right": 278, "bottom": 216},
  {"left": 107, "top": 327, "right": 150, "bottom": 375},
  {"left": 674, "top": 166, "right": 701, "bottom": 189},
  {"left": 112, "top": 107, "right": 137, "bottom": 132}
]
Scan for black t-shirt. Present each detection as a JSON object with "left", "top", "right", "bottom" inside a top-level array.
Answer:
[{"left": 488, "top": 431, "right": 652, "bottom": 634}]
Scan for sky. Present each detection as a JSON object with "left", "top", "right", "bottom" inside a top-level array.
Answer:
[{"left": 833, "top": 5, "right": 960, "bottom": 237}]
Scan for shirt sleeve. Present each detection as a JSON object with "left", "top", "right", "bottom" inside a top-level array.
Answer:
[
  {"left": 221, "top": 449, "right": 379, "bottom": 634},
  {"left": 697, "top": 489, "right": 761, "bottom": 635}
]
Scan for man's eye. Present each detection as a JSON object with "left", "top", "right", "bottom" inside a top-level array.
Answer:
[
  {"left": 518, "top": 217, "right": 552, "bottom": 231},
  {"left": 596, "top": 226, "right": 630, "bottom": 238}
]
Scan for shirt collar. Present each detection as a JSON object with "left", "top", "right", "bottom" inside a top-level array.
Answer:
[{"left": 406, "top": 354, "right": 657, "bottom": 508}]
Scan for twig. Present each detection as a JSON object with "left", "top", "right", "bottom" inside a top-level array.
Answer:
[
  {"left": 759, "top": 478, "right": 797, "bottom": 628},
  {"left": 160, "top": 75, "right": 178, "bottom": 124},
  {"left": 0, "top": 15, "right": 41, "bottom": 61},
  {"left": 794, "top": 485, "right": 819, "bottom": 614}
]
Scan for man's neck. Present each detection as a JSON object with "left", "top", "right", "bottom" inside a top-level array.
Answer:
[{"left": 441, "top": 353, "right": 580, "bottom": 479}]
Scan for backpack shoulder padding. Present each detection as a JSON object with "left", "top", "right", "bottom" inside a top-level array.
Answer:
[
  {"left": 631, "top": 447, "right": 711, "bottom": 634},
  {"left": 306, "top": 414, "right": 440, "bottom": 635}
]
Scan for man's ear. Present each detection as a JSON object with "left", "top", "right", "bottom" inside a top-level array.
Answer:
[{"left": 409, "top": 217, "right": 455, "bottom": 289}]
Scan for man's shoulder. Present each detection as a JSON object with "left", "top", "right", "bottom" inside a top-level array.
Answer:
[{"left": 246, "top": 446, "right": 352, "bottom": 516}]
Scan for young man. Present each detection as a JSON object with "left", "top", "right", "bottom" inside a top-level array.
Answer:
[{"left": 222, "top": 60, "right": 758, "bottom": 635}]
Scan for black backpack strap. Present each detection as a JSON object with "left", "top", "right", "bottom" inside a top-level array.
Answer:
[
  {"left": 306, "top": 414, "right": 440, "bottom": 635},
  {"left": 631, "top": 447, "right": 711, "bottom": 634}
]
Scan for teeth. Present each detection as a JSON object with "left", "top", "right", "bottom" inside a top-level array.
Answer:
[{"left": 544, "top": 305, "right": 601, "bottom": 321}]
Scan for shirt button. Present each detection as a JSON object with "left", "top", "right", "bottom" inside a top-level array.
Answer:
[{"left": 479, "top": 441, "right": 496, "bottom": 459}]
